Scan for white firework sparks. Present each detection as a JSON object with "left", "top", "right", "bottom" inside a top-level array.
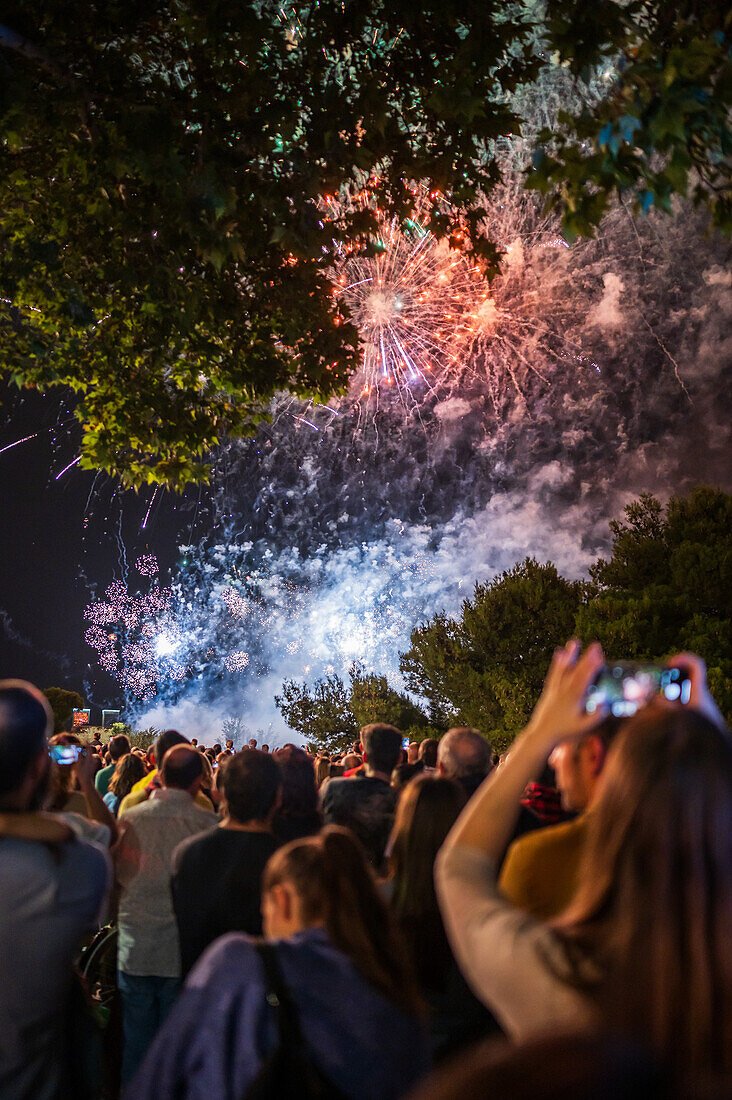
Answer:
[{"left": 225, "top": 650, "right": 251, "bottom": 673}]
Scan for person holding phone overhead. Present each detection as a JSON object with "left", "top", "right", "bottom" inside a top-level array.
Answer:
[
  {"left": 47, "top": 732, "right": 118, "bottom": 844},
  {"left": 436, "top": 644, "right": 732, "bottom": 1096},
  {"left": 497, "top": 659, "right": 697, "bottom": 919}
]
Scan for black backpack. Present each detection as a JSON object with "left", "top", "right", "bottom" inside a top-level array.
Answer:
[{"left": 244, "top": 942, "right": 348, "bottom": 1100}]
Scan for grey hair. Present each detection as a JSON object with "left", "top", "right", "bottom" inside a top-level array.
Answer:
[{"left": 437, "top": 727, "right": 492, "bottom": 779}]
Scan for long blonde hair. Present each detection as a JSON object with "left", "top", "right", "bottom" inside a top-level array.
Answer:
[
  {"left": 314, "top": 756, "right": 331, "bottom": 787},
  {"left": 556, "top": 704, "right": 732, "bottom": 1087}
]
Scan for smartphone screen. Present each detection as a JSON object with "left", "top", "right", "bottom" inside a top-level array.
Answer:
[
  {"left": 50, "top": 744, "right": 82, "bottom": 765},
  {"left": 402, "top": 737, "right": 410, "bottom": 750},
  {"left": 585, "top": 663, "right": 691, "bottom": 717}
]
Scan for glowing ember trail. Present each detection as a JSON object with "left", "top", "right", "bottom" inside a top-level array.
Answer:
[{"left": 328, "top": 190, "right": 492, "bottom": 398}]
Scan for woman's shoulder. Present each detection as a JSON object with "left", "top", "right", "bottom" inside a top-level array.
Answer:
[{"left": 187, "top": 932, "right": 266, "bottom": 989}]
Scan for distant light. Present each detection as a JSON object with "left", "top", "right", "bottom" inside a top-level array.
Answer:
[{"left": 155, "top": 634, "right": 176, "bottom": 657}]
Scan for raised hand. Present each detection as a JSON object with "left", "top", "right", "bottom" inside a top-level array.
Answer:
[{"left": 524, "top": 639, "right": 608, "bottom": 751}]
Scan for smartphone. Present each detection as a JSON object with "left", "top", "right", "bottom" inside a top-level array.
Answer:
[
  {"left": 50, "top": 744, "right": 82, "bottom": 765},
  {"left": 585, "top": 663, "right": 691, "bottom": 718},
  {"left": 402, "top": 737, "right": 410, "bottom": 750}
]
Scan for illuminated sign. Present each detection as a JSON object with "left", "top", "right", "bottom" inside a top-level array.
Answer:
[
  {"left": 72, "top": 708, "right": 91, "bottom": 726},
  {"left": 102, "top": 709, "right": 121, "bottom": 728}
]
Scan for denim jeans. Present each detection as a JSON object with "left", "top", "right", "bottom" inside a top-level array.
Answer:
[{"left": 118, "top": 971, "right": 181, "bottom": 1086}]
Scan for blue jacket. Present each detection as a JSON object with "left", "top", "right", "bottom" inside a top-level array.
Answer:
[{"left": 128, "top": 928, "right": 430, "bottom": 1100}]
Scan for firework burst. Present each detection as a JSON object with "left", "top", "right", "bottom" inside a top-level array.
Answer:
[
  {"left": 84, "top": 534, "right": 439, "bottom": 710},
  {"left": 318, "top": 174, "right": 604, "bottom": 429},
  {"left": 328, "top": 188, "right": 493, "bottom": 400},
  {"left": 84, "top": 556, "right": 178, "bottom": 699}
]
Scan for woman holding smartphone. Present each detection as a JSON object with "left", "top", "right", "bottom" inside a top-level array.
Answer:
[
  {"left": 436, "top": 643, "right": 731, "bottom": 1095},
  {"left": 47, "top": 733, "right": 118, "bottom": 842}
]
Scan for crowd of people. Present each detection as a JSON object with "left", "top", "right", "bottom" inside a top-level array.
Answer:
[{"left": 0, "top": 641, "right": 730, "bottom": 1099}]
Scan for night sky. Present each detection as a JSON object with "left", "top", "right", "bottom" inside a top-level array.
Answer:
[{"left": 0, "top": 382, "right": 192, "bottom": 715}]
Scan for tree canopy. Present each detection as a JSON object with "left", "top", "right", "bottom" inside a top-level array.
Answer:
[
  {"left": 529, "top": 1, "right": 731, "bottom": 240},
  {"left": 274, "top": 662, "right": 428, "bottom": 753},
  {"left": 400, "top": 489, "right": 732, "bottom": 747},
  {"left": 0, "top": 0, "right": 537, "bottom": 487},
  {"left": 576, "top": 487, "right": 732, "bottom": 711},
  {"left": 1, "top": 3, "right": 728, "bottom": 486},
  {"left": 274, "top": 672, "right": 358, "bottom": 754},
  {"left": 349, "top": 667, "right": 428, "bottom": 733},
  {"left": 43, "top": 685, "right": 85, "bottom": 733},
  {"left": 400, "top": 558, "right": 583, "bottom": 750}
]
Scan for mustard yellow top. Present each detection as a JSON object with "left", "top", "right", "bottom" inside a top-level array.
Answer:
[{"left": 498, "top": 814, "right": 590, "bottom": 920}]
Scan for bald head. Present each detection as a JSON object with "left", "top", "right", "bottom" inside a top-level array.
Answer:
[
  {"left": 438, "top": 727, "right": 492, "bottom": 781},
  {"left": 161, "top": 744, "right": 203, "bottom": 793}
]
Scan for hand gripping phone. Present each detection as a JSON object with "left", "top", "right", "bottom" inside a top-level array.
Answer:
[{"left": 585, "top": 662, "right": 691, "bottom": 718}]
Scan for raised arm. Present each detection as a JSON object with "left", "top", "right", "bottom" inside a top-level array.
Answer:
[
  {"left": 441, "top": 640, "right": 606, "bottom": 863},
  {"left": 433, "top": 641, "right": 608, "bottom": 1035},
  {"left": 74, "top": 747, "right": 118, "bottom": 842}
]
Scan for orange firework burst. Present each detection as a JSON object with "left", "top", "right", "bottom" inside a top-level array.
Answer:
[{"left": 327, "top": 188, "right": 493, "bottom": 396}]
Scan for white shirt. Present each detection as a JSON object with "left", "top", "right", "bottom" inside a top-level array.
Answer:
[{"left": 116, "top": 788, "right": 217, "bottom": 977}]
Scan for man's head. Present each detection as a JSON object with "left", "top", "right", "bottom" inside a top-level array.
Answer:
[
  {"left": 407, "top": 741, "right": 420, "bottom": 765},
  {"left": 361, "top": 723, "right": 403, "bottom": 778},
  {"left": 0, "top": 680, "right": 53, "bottom": 809},
  {"left": 225, "top": 739, "right": 234, "bottom": 750},
  {"left": 342, "top": 752, "right": 362, "bottom": 770},
  {"left": 262, "top": 744, "right": 269, "bottom": 753},
  {"left": 272, "top": 745, "right": 318, "bottom": 818},
  {"left": 248, "top": 738, "right": 258, "bottom": 750},
  {"left": 154, "top": 728, "right": 187, "bottom": 770},
  {"left": 418, "top": 738, "right": 439, "bottom": 769},
  {"left": 108, "top": 733, "right": 131, "bottom": 762},
  {"left": 191, "top": 738, "right": 198, "bottom": 746},
  {"left": 222, "top": 749, "right": 282, "bottom": 825},
  {"left": 549, "top": 716, "right": 621, "bottom": 813},
  {"left": 160, "top": 744, "right": 204, "bottom": 796},
  {"left": 438, "top": 728, "right": 492, "bottom": 783}
]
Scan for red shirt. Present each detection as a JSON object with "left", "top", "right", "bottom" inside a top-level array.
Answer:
[{"left": 521, "top": 782, "right": 566, "bottom": 824}]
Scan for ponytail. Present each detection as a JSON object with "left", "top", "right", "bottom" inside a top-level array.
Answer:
[{"left": 263, "top": 827, "right": 422, "bottom": 1016}]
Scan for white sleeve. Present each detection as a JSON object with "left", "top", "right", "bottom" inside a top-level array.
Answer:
[
  {"left": 55, "top": 810, "right": 111, "bottom": 849},
  {"left": 435, "top": 844, "right": 592, "bottom": 1040}
]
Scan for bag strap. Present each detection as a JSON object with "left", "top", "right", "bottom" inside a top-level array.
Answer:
[{"left": 255, "top": 942, "right": 305, "bottom": 1050}]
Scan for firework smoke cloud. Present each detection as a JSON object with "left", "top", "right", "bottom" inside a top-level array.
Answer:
[{"left": 84, "top": 119, "right": 732, "bottom": 742}]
